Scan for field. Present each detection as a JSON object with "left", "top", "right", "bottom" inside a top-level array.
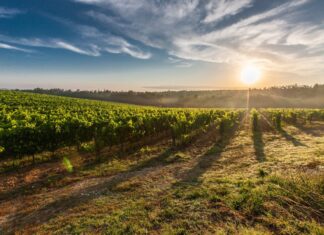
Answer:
[{"left": 0, "top": 91, "right": 323, "bottom": 234}]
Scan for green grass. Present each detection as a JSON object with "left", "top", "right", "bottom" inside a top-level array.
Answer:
[
  {"left": 38, "top": 173, "right": 323, "bottom": 234},
  {"left": 1, "top": 119, "right": 323, "bottom": 234}
]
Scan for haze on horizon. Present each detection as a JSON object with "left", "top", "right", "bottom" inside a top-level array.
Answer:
[{"left": 0, "top": 0, "right": 324, "bottom": 91}]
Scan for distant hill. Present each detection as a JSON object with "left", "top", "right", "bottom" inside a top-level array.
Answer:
[{"left": 22, "top": 84, "right": 324, "bottom": 108}]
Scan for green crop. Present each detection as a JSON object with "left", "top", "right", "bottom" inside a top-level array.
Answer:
[{"left": 0, "top": 91, "right": 243, "bottom": 160}]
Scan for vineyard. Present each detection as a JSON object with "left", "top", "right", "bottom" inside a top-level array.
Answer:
[
  {"left": 0, "top": 91, "right": 323, "bottom": 234},
  {"left": 0, "top": 91, "right": 242, "bottom": 167}
]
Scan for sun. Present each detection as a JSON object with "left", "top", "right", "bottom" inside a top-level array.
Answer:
[{"left": 240, "top": 64, "right": 261, "bottom": 85}]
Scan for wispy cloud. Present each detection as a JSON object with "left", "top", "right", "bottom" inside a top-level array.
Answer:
[
  {"left": 0, "top": 7, "right": 22, "bottom": 18},
  {"left": 0, "top": 30, "right": 151, "bottom": 59},
  {"left": 75, "top": 0, "right": 324, "bottom": 78},
  {"left": 168, "top": 57, "right": 192, "bottom": 68},
  {"left": 0, "top": 42, "right": 31, "bottom": 52},
  {"left": 80, "top": 0, "right": 201, "bottom": 49},
  {"left": 54, "top": 41, "right": 100, "bottom": 56},
  {"left": 31, "top": 14, "right": 152, "bottom": 59},
  {"left": 203, "top": 0, "right": 253, "bottom": 23},
  {"left": 2, "top": 0, "right": 324, "bottom": 80},
  {"left": 76, "top": 25, "right": 151, "bottom": 59},
  {"left": 0, "top": 35, "right": 100, "bottom": 56}
]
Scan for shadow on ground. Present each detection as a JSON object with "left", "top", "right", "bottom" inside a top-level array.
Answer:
[
  {"left": 1, "top": 127, "right": 217, "bottom": 233},
  {"left": 1, "top": 146, "right": 175, "bottom": 233},
  {"left": 0, "top": 133, "right": 171, "bottom": 202},
  {"left": 252, "top": 126, "right": 266, "bottom": 162},
  {"left": 292, "top": 122, "right": 323, "bottom": 137},
  {"left": 279, "top": 128, "right": 307, "bottom": 147},
  {"left": 175, "top": 123, "right": 239, "bottom": 184}
]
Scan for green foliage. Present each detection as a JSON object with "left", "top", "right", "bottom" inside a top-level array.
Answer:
[
  {"left": 262, "top": 108, "right": 324, "bottom": 127},
  {"left": 0, "top": 146, "right": 4, "bottom": 154},
  {"left": 0, "top": 91, "right": 244, "bottom": 160},
  {"left": 250, "top": 109, "right": 259, "bottom": 131},
  {"left": 62, "top": 156, "right": 73, "bottom": 173},
  {"left": 79, "top": 143, "right": 95, "bottom": 153},
  {"left": 263, "top": 110, "right": 283, "bottom": 130}
]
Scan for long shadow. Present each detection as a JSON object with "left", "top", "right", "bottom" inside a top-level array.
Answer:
[
  {"left": 279, "top": 128, "right": 307, "bottom": 147},
  {"left": 2, "top": 146, "right": 176, "bottom": 233},
  {"left": 81, "top": 133, "right": 169, "bottom": 171},
  {"left": 252, "top": 127, "right": 265, "bottom": 162},
  {"left": 2, "top": 127, "right": 214, "bottom": 232},
  {"left": 258, "top": 113, "right": 307, "bottom": 147},
  {"left": 0, "top": 173, "right": 69, "bottom": 201},
  {"left": 175, "top": 124, "right": 239, "bottom": 184},
  {"left": 0, "top": 132, "right": 169, "bottom": 175},
  {"left": 291, "top": 123, "right": 321, "bottom": 137},
  {"left": 0, "top": 127, "right": 210, "bottom": 202},
  {"left": 0, "top": 144, "right": 172, "bottom": 202},
  {"left": 0, "top": 134, "right": 170, "bottom": 202}
]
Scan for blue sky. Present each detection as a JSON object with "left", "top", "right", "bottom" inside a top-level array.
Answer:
[{"left": 0, "top": 0, "right": 323, "bottom": 90}]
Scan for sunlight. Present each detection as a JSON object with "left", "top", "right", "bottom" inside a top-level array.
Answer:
[{"left": 240, "top": 64, "right": 261, "bottom": 85}]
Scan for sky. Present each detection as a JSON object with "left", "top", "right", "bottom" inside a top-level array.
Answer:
[{"left": 0, "top": 0, "right": 323, "bottom": 91}]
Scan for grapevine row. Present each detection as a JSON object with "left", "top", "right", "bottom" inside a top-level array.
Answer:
[{"left": 0, "top": 91, "right": 243, "bottom": 160}]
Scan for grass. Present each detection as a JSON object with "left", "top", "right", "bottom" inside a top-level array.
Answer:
[
  {"left": 0, "top": 120, "right": 323, "bottom": 234},
  {"left": 38, "top": 172, "right": 324, "bottom": 234}
]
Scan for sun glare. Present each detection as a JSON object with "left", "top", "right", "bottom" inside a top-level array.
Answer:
[{"left": 240, "top": 64, "right": 261, "bottom": 85}]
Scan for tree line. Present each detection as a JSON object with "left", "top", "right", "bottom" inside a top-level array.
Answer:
[{"left": 15, "top": 84, "right": 324, "bottom": 108}]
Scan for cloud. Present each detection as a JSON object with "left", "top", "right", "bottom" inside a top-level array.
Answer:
[
  {"left": 54, "top": 41, "right": 100, "bottom": 56},
  {"left": 76, "top": 25, "right": 151, "bottom": 59},
  {"left": 0, "top": 7, "right": 22, "bottom": 18},
  {"left": 104, "top": 44, "right": 151, "bottom": 59},
  {"left": 75, "top": 0, "right": 324, "bottom": 78},
  {"left": 74, "top": 0, "right": 103, "bottom": 3},
  {"left": 80, "top": 0, "right": 202, "bottom": 49},
  {"left": 76, "top": 1, "right": 311, "bottom": 60},
  {"left": 34, "top": 14, "right": 152, "bottom": 59},
  {"left": 0, "top": 30, "right": 151, "bottom": 59},
  {"left": 168, "top": 57, "right": 192, "bottom": 68},
  {"left": 2, "top": 0, "right": 323, "bottom": 79},
  {"left": 0, "top": 42, "right": 31, "bottom": 52},
  {"left": 203, "top": 0, "right": 253, "bottom": 23},
  {"left": 0, "top": 35, "right": 100, "bottom": 56}
]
